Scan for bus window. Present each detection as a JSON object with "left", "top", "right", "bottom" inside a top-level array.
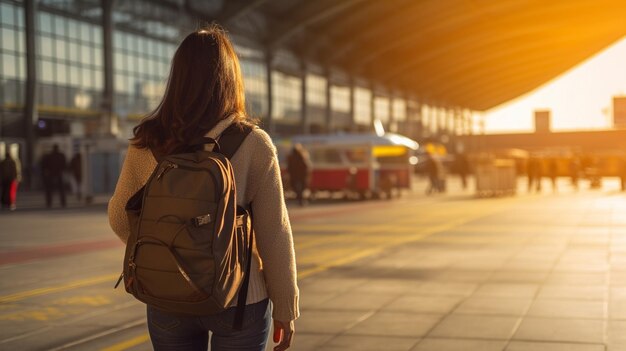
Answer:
[
  {"left": 345, "top": 147, "right": 368, "bottom": 164},
  {"left": 309, "top": 148, "right": 342, "bottom": 164}
]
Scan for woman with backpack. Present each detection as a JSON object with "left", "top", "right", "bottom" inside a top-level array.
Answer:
[{"left": 108, "top": 25, "right": 299, "bottom": 351}]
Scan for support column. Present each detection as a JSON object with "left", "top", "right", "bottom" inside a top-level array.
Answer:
[
  {"left": 404, "top": 95, "right": 412, "bottom": 139},
  {"left": 370, "top": 83, "right": 376, "bottom": 128},
  {"left": 102, "top": 0, "right": 115, "bottom": 136},
  {"left": 300, "top": 61, "right": 308, "bottom": 134},
  {"left": 388, "top": 93, "right": 394, "bottom": 132},
  {"left": 265, "top": 52, "right": 274, "bottom": 134},
  {"left": 23, "top": 0, "right": 38, "bottom": 190},
  {"left": 348, "top": 77, "right": 355, "bottom": 131},
  {"left": 324, "top": 69, "right": 332, "bottom": 133}
]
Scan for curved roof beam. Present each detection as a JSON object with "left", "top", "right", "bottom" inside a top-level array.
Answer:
[
  {"left": 267, "top": 0, "right": 366, "bottom": 50},
  {"left": 405, "top": 42, "right": 605, "bottom": 110},
  {"left": 348, "top": 0, "right": 619, "bottom": 73},
  {"left": 318, "top": 0, "right": 441, "bottom": 63},
  {"left": 331, "top": 0, "right": 531, "bottom": 66},
  {"left": 215, "top": 0, "right": 269, "bottom": 24},
  {"left": 377, "top": 17, "right": 621, "bottom": 86}
]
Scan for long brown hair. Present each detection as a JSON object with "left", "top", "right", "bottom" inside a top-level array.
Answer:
[{"left": 131, "top": 25, "right": 248, "bottom": 155}]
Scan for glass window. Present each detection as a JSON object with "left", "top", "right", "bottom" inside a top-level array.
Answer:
[
  {"left": 68, "top": 42, "right": 79, "bottom": 61},
  {"left": 306, "top": 74, "right": 326, "bottom": 107},
  {"left": 40, "top": 35, "right": 53, "bottom": 57},
  {"left": 17, "top": 56, "right": 25, "bottom": 79},
  {"left": 16, "top": 6, "right": 24, "bottom": 28},
  {"left": 92, "top": 26, "right": 102, "bottom": 45},
  {"left": 93, "top": 70, "right": 103, "bottom": 89},
  {"left": 16, "top": 31, "right": 24, "bottom": 53},
  {"left": 69, "top": 65, "right": 80, "bottom": 86},
  {"left": 1, "top": 3, "right": 15, "bottom": 27},
  {"left": 80, "top": 23, "right": 91, "bottom": 42},
  {"left": 354, "top": 87, "right": 372, "bottom": 124},
  {"left": 40, "top": 84, "right": 56, "bottom": 106},
  {"left": 113, "top": 32, "right": 124, "bottom": 49},
  {"left": 67, "top": 20, "right": 79, "bottom": 40},
  {"left": 331, "top": 86, "right": 350, "bottom": 113},
  {"left": 38, "top": 12, "right": 53, "bottom": 33},
  {"left": 41, "top": 60, "right": 55, "bottom": 83},
  {"left": 375, "top": 97, "right": 390, "bottom": 122},
  {"left": 56, "top": 63, "right": 68, "bottom": 84},
  {"left": 2, "top": 54, "right": 17, "bottom": 78},
  {"left": 92, "top": 48, "right": 102, "bottom": 67},
  {"left": 393, "top": 99, "right": 407, "bottom": 121},
  {"left": 114, "top": 73, "right": 127, "bottom": 93},
  {"left": 54, "top": 17, "right": 66, "bottom": 36},
  {"left": 114, "top": 52, "right": 124, "bottom": 70},
  {"left": 81, "top": 68, "right": 93, "bottom": 88},
  {"left": 140, "top": 57, "right": 150, "bottom": 75},
  {"left": 55, "top": 39, "right": 67, "bottom": 60},
  {"left": 79, "top": 45, "right": 91, "bottom": 65},
  {"left": 1, "top": 29, "right": 16, "bottom": 52}
]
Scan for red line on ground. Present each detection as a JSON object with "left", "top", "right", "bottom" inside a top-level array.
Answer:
[
  {"left": 0, "top": 239, "right": 123, "bottom": 266},
  {"left": 0, "top": 201, "right": 390, "bottom": 266}
]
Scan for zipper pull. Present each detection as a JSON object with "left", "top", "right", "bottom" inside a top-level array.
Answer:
[
  {"left": 157, "top": 163, "right": 178, "bottom": 180},
  {"left": 114, "top": 272, "right": 124, "bottom": 289}
]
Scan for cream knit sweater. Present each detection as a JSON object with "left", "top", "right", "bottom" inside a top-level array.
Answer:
[{"left": 108, "top": 116, "right": 300, "bottom": 322}]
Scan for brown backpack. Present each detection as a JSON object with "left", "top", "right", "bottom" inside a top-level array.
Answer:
[{"left": 115, "top": 124, "right": 254, "bottom": 329}]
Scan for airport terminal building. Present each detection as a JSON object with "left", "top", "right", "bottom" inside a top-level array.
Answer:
[{"left": 0, "top": 0, "right": 486, "bottom": 193}]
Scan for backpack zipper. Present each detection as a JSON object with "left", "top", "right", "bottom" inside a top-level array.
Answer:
[{"left": 157, "top": 163, "right": 178, "bottom": 180}]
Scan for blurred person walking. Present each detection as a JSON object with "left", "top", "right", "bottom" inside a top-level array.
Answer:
[
  {"left": 287, "top": 143, "right": 311, "bottom": 206},
  {"left": 41, "top": 144, "right": 67, "bottom": 208},
  {"left": 569, "top": 157, "right": 580, "bottom": 191},
  {"left": 108, "top": 26, "right": 299, "bottom": 351},
  {"left": 548, "top": 158, "right": 558, "bottom": 193},
  {"left": 527, "top": 158, "right": 542, "bottom": 193},
  {"left": 619, "top": 157, "right": 626, "bottom": 191},
  {"left": 456, "top": 153, "right": 470, "bottom": 190},
  {"left": 69, "top": 152, "right": 83, "bottom": 200},
  {"left": 0, "top": 150, "right": 20, "bottom": 210},
  {"left": 425, "top": 153, "right": 443, "bottom": 195}
]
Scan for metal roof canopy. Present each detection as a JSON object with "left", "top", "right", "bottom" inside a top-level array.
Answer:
[{"left": 212, "top": 0, "right": 626, "bottom": 111}]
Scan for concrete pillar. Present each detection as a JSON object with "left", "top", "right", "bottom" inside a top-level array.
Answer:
[
  {"left": 102, "top": 0, "right": 115, "bottom": 136},
  {"left": 325, "top": 69, "right": 332, "bottom": 133},
  {"left": 265, "top": 52, "right": 274, "bottom": 134},
  {"left": 388, "top": 93, "right": 394, "bottom": 132},
  {"left": 370, "top": 83, "right": 376, "bottom": 128},
  {"left": 23, "top": 0, "right": 38, "bottom": 190},
  {"left": 300, "top": 61, "right": 308, "bottom": 134},
  {"left": 348, "top": 77, "right": 355, "bottom": 131}
]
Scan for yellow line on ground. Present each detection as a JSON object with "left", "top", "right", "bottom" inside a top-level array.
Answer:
[
  {"left": 100, "top": 334, "right": 150, "bottom": 351},
  {"left": 98, "top": 208, "right": 504, "bottom": 351},
  {"left": 0, "top": 274, "right": 119, "bottom": 304}
]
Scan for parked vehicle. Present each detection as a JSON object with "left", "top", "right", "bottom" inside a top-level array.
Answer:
[{"left": 278, "top": 133, "right": 418, "bottom": 200}]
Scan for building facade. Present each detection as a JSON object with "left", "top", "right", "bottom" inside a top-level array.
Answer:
[{"left": 0, "top": 0, "right": 472, "bottom": 192}]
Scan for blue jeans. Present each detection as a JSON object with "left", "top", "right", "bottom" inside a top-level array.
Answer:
[{"left": 147, "top": 299, "right": 271, "bottom": 351}]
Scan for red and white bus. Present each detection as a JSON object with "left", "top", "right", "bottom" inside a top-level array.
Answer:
[{"left": 278, "top": 133, "right": 419, "bottom": 199}]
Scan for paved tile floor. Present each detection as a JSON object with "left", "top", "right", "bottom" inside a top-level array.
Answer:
[
  {"left": 3, "top": 178, "right": 626, "bottom": 350},
  {"left": 293, "top": 180, "right": 626, "bottom": 351}
]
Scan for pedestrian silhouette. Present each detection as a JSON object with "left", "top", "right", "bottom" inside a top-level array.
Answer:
[
  {"left": 0, "top": 150, "right": 20, "bottom": 210},
  {"left": 548, "top": 158, "right": 558, "bottom": 193},
  {"left": 69, "top": 152, "right": 83, "bottom": 201},
  {"left": 287, "top": 143, "right": 311, "bottom": 206},
  {"left": 41, "top": 144, "right": 67, "bottom": 208}
]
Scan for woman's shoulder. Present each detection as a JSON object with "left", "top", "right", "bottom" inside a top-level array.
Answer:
[
  {"left": 244, "top": 127, "right": 277, "bottom": 156},
  {"left": 126, "top": 143, "right": 158, "bottom": 167}
]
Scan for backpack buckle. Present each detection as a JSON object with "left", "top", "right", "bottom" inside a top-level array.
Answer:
[{"left": 193, "top": 214, "right": 212, "bottom": 227}]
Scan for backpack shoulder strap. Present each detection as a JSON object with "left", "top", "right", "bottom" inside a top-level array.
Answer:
[
  {"left": 150, "top": 148, "right": 164, "bottom": 163},
  {"left": 218, "top": 123, "right": 255, "bottom": 160}
]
